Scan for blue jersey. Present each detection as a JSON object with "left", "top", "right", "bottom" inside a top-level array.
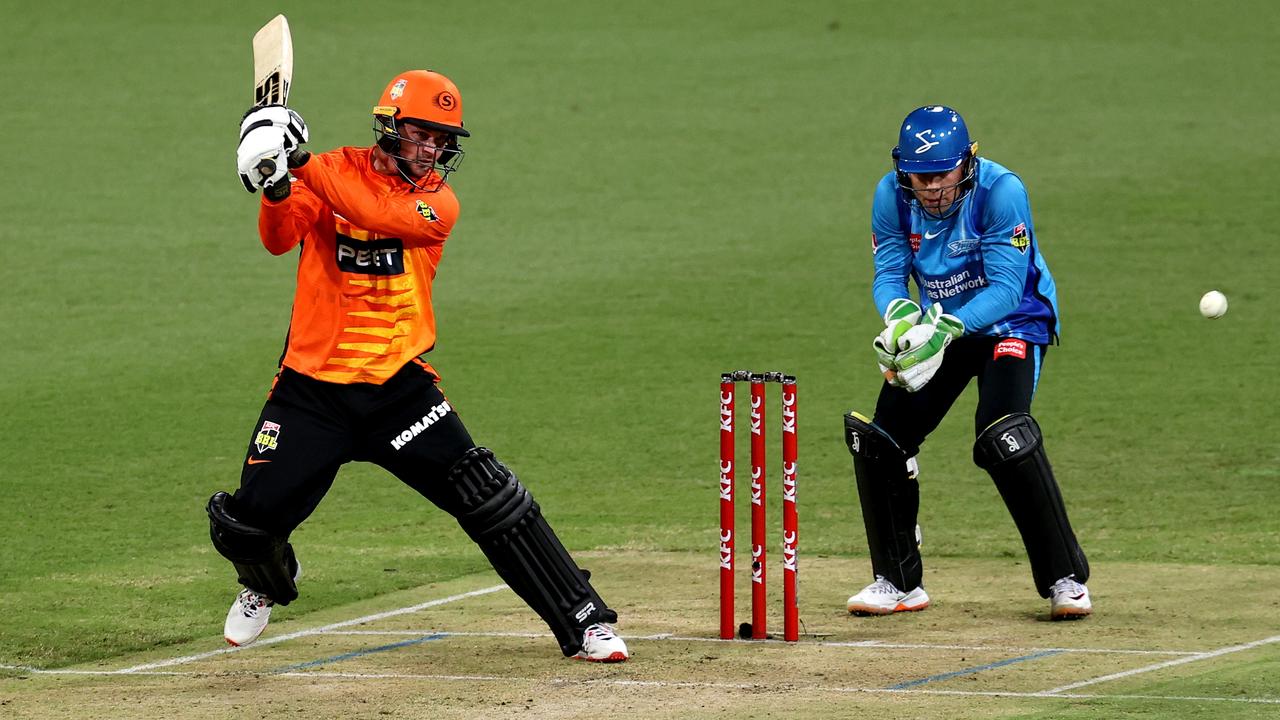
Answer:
[{"left": 870, "top": 158, "right": 1060, "bottom": 344}]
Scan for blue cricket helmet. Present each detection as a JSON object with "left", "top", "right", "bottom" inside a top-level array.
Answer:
[{"left": 892, "top": 105, "right": 972, "bottom": 174}]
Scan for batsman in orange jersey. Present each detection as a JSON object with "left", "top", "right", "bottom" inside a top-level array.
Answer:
[{"left": 209, "top": 70, "right": 628, "bottom": 662}]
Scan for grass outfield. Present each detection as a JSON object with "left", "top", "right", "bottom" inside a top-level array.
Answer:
[{"left": 2, "top": 0, "right": 1278, "bottom": 714}]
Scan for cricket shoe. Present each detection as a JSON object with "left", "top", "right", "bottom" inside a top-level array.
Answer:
[
  {"left": 224, "top": 561, "right": 301, "bottom": 646},
  {"left": 846, "top": 576, "right": 930, "bottom": 616},
  {"left": 1049, "top": 576, "right": 1092, "bottom": 620},
  {"left": 224, "top": 588, "right": 274, "bottom": 646},
  {"left": 573, "top": 623, "right": 629, "bottom": 662}
]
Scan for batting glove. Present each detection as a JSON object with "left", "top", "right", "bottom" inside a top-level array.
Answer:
[
  {"left": 237, "top": 125, "right": 290, "bottom": 193},
  {"left": 240, "top": 105, "right": 309, "bottom": 153},
  {"left": 894, "top": 305, "right": 964, "bottom": 393}
]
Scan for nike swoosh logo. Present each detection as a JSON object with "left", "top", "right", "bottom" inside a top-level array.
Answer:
[
  {"left": 923, "top": 229, "right": 944, "bottom": 240},
  {"left": 246, "top": 458, "right": 272, "bottom": 465}
]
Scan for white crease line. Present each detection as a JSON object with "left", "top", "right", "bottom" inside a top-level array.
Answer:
[
  {"left": 12, "top": 667, "right": 1274, "bottom": 704},
  {"left": 328, "top": 630, "right": 549, "bottom": 639},
  {"left": 316, "top": 630, "right": 1199, "bottom": 656},
  {"left": 1044, "top": 634, "right": 1280, "bottom": 694},
  {"left": 110, "top": 584, "right": 508, "bottom": 674},
  {"left": 0, "top": 667, "right": 191, "bottom": 676}
]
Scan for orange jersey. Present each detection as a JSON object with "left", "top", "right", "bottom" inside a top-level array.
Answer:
[{"left": 258, "top": 147, "right": 459, "bottom": 384}]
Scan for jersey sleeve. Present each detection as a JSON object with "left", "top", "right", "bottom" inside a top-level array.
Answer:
[
  {"left": 869, "top": 173, "right": 912, "bottom": 319},
  {"left": 291, "top": 152, "right": 457, "bottom": 247},
  {"left": 951, "top": 173, "right": 1031, "bottom": 332},
  {"left": 258, "top": 180, "right": 326, "bottom": 256}
]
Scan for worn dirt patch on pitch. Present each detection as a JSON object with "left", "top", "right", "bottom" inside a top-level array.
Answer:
[{"left": 4, "top": 553, "right": 1279, "bottom": 719}]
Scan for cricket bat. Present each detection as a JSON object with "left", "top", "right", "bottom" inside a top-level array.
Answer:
[{"left": 251, "top": 14, "right": 293, "bottom": 179}]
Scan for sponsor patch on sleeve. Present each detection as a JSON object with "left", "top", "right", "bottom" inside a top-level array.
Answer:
[
  {"left": 871, "top": 232, "right": 878, "bottom": 254},
  {"left": 1010, "top": 223, "right": 1029, "bottom": 253},
  {"left": 415, "top": 201, "right": 440, "bottom": 222},
  {"left": 994, "top": 338, "right": 1028, "bottom": 360}
]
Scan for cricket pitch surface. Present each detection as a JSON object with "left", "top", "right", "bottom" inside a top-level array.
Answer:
[{"left": 4, "top": 553, "right": 1278, "bottom": 719}]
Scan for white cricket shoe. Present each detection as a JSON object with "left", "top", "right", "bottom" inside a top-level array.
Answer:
[
  {"left": 846, "top": 575, "right": 930, "bottom": 616},
  {"left": 1049, "top": 576, "right": 1092, "bottom": 620},
  {"left": 224, "top": 588, "right": 274, "bottom": 646},
  {"left": 573, "top": 623, "right": 629, "bottom": 662},
  {"left": 222, "top": 560, "right": 301, "bottom": 646}
]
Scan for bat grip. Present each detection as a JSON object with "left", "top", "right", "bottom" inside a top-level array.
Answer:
[{"left": 257, "top": 158, "right": 277, "bottom": 178}]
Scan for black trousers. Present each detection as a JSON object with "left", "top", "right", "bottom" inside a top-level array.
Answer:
[
  {"left": 873, "top": 335, "right": 1045, "bottom": 454},
  {"left": 232, "top": 362, "right": 476, "bottom": 536}
]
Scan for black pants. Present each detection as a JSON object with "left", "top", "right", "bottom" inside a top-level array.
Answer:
[
  {"left": 873, "top": 335, "right": 1045, "bottom": 453},
  {"left": 232, "top": 362, "right": 475, "bottom": 536}
]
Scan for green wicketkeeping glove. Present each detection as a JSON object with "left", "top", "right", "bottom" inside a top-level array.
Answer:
[
  {"left": 873, "top": 299, "right": 921, "bottom": 386},
  {"left": 882, "top": 298, "right": 922, "bottom": 327},
  {"left": 894, "top": 305, "right": 965, "bottom": 392}
]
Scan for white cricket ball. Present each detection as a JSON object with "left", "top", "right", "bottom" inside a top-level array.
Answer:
[{"left": 1199, "top": 290, "right": 1228, "bottom": 319}]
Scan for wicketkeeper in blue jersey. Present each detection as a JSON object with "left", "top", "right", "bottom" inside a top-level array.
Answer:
[{"left": 844, "top": 106, "right": 1091, "bottom": 620}]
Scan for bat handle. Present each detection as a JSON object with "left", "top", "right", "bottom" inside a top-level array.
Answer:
[{"left": 257, "top": 158, "right": 277, "bottom": 178}]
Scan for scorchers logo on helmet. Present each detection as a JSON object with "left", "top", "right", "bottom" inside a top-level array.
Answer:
[{"left": 375, "top": 70, "right": 468, "bottom": 137}]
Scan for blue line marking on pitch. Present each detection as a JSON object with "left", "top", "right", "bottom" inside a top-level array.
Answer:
[
  {"left": 273, "top": 633, "right": 449, "bottom": 673},
  {"left": 888, "top": 649, "right": 1064, "bottom": 689}
]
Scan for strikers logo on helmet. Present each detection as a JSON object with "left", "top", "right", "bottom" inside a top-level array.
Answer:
[{"left": 434, "top": 91, "right": 456, "bottom": 111}]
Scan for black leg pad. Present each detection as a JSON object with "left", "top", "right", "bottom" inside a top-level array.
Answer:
[
  {"left": 207, "top": 492, "right": 299, "bottom": 606},
  {"left": 974, "top": 413, "right": 1089, "bottom": 596},
  {"left": 844, "top": 412, "right": 923, "bottom": 591},
  {"left": 446, "top": 447, "right": 616, "bottom": 656}
]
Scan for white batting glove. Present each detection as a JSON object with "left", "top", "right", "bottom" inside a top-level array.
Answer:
[
  {"left": 240, "top": 105, "right": 309, "bottom": 153},
  {"left": 237, "top": 125, "right": 290, "bottom": 193}
]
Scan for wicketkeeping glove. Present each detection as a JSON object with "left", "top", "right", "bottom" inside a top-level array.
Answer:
[
  {"left": 873, "top": 298, "right": 921, "bottom": 387},
  {"left": 893, "top": 304, "right": 964, "bottom": 393}
]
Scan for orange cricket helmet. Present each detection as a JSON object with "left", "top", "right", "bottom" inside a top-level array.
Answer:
[
  {"left": 373, "top": 70, "right": 469, "bottom": 137},
  {"left": 371, "top": 70, "right": 468, "bottom": 191}
]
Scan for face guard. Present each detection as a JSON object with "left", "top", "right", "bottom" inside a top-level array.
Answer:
[
  {"left": 891, "top": 105, "right": 977, "bottom": 219},
  {"left": 373, "top": 108, "right": 464, "bottom": 192},
  {"left": 371, "top": 70, "right": 470, "bottom": 193},
  {"left": 895, "top": 153, "right": 977, "bottom": 220}
]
